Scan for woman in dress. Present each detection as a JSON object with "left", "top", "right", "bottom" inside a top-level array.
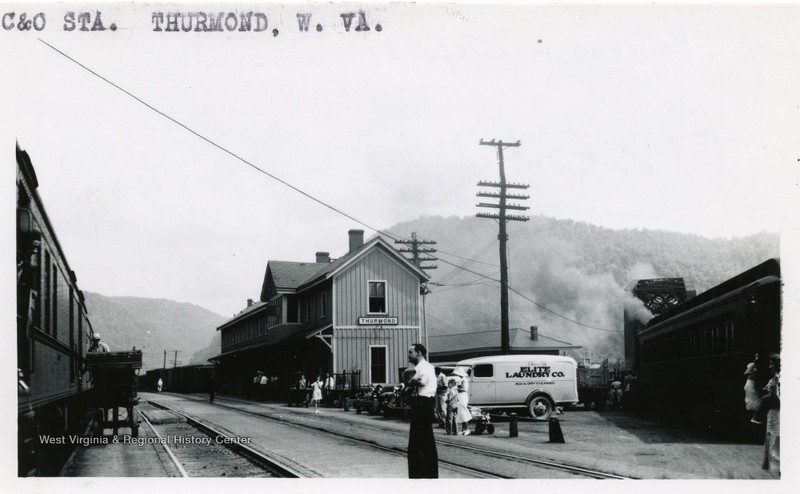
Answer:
[
  {"left": 311, "top": 375, "right": 323, "bottom": 413},
  {"left": 456, "top": 378, "right": 472, "bottom": 435},
  {"left": 743, "top": 354, "right": 762, "bottom": 423}
]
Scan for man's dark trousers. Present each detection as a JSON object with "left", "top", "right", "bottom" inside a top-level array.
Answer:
[{"left": 408, "top": 396, "right": 439, "bottom": 478}]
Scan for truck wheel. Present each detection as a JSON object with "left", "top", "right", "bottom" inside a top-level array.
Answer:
[
  {"left": 528, "top": 395, "right": 554, "bottom": 420},
  {"left": 487, "top": 424, "right": 495, "bottom": 434},
  {"left": 584, "top": 401, "right": 593, "bottom": 410}
]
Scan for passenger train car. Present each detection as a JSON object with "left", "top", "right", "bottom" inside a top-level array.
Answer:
[
  {"left": 17, "top": 143, "right": 95, "bottom": 475},
  {"left": 631, "top": 258, "right": 781, "bottom": 430}
]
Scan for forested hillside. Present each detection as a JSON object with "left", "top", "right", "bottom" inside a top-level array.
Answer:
[
  {"left": 385, "top": 215, "right": 779, "bottom": 361},
  {"left": 83, "top": 292, "right": 226, "bottom": 371}
]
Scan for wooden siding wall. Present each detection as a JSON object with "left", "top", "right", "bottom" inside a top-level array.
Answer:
[
  {"left": 334, "top": 327, "right": 420, "bottom": 383},
  {"left": 333, "top": 247, "right": 421, "bottom": 327},
  {"left": 299, "top": 282, "right": 332, "bottom": 331}
]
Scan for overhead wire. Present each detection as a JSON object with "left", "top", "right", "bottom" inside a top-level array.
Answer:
[{"left": 39, "top": 38, "right": 614, "bottom": 335}]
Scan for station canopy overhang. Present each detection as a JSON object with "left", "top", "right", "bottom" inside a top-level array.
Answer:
[{"left": 208, "top": 324, "right": 332, "bottom": 363}]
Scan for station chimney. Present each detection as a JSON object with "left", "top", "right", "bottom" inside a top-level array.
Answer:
[{"left": 348, "top": 229, "right": 364, "bottom": 253}]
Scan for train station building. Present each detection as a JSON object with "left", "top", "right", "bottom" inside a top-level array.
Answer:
[{"left": 211, "top": 230, "right": 430, "bottom": 395}]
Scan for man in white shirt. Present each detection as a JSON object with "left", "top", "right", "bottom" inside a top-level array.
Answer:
[
  {"left": 407, "top": 343, "right": 439, "bottom": 478},
  {"left": 324, "top": 372, "right": 336, "bottom": 404}
]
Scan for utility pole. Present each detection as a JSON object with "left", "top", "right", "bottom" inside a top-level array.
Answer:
[
  {"left": 476, "top": 139, "right": 529, "bottom": 354},
  {"left": 395, "top": 233, "right": 438, "bottom": 270},
  {"left": 395, "top": 233, "right": 437, "bottom": 351},
  {"left": 163, "top": 349, "right": 167, "bottom": 369},
  {"left": 172, "top": 350, "right": 180, "bottom": 368}
]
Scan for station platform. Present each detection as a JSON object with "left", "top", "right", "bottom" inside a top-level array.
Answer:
[
  {"left": 59, "top": 417, "right": 182, "bottom": 477},
  {"left": 165, "top": 392, "right": 777, "bottom": 480},
  {"left": 59, "top": 392, "right": 778, "bottom": 479}
]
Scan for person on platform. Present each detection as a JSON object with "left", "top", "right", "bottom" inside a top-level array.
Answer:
[
  {"left": 456, "top": 379, "right": 472, "bottom": 435},
  {"left": 434, "top": 367, "right": 448, "bottom": 429},
  {"left": 157, "top": 378, "right": 163, "bottom": 393},
  {"left": 609, "top": 378, "right": 623, "bottom": 409},
  {"left": 761, "top": 354, "right": 780, "bottom": 473},
  {"left": 209, "top": 372, "right": 217, "bottom": 404},
  {"left": 406, "top": 343, "right": 439, "bottom": 478},
  {"left": 251, "top": 371, "right": 261, "bottom": 400},
  {"left": 744, "top": 356, "right": 763, "bottom": 424},
  {"left": 88, "top": 334, "right": 110, "bottom": 353},
  {"left": 311, "top": 375, "right": 323, "bottom": 413},
  {"left": 324, "top": 372, "right": 336, "bottom": 403},
  {"left": 622, "top": 370, "right": 636, "bottom": 409},
  {"left": 259, "top": 372, "right": 269, "bottom": 401},
  {"left": 445, "top": 378, "right": 458, "bottom": 435}
]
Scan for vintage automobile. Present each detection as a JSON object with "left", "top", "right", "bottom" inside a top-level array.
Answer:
[{"left": 353, "top": 384, "right": 396, "bottom": 415}]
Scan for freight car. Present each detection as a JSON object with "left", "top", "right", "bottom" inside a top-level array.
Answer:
[
  {"left": 630, "top": 258, "right": 781, "bottom": 431},
  {"left": 17, "top": 143, "right": 96, "bottom": 476},
  {"left": 143, "top": 364, "right": 217, "bottom": 393}
]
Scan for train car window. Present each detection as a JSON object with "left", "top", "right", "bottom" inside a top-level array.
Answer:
[
  {"left": 69, "top": 289, "right": 75, "bottom": 383},
  {"left": 711, "top": 327, "right": 719, "bottom": 355},
  {"left": 52, "top": 263, "right": 58, "bottom": 340},
  {"left": 33, "top": 248, "right": 41, "bottom": 327},
  {"left": 44, "top": 251, "right": 51, "bottom": 335},
  {"left": 78, "top": 309, "right": 83, "bottom": 356}
]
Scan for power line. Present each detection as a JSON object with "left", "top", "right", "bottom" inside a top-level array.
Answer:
[
  {"left": 435, "top": 240, "right": 498, "bottom": 284},
  {"left": 39, "top": 39, "right": 614, "bottom": 336},
  {"left": 38, "top": 38, "right": 390, "bottom": 238},
  {"left": 436, "top": 249, "right": 499, "bottom": 268},
  {"left": 508, "top": 287, "right": 617, "bottom": 333}
]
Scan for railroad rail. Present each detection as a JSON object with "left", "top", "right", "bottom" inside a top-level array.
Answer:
[
  {"left": 150, "top": 394, "right": 633, "bottom": 479},
  {"left": 142, "top": 401, "right": 301, "bottom": 478}
]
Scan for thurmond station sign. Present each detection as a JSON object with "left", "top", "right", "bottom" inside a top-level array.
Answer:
[{"left": 357, "top": 317, "right": 398, "bottom": 325}]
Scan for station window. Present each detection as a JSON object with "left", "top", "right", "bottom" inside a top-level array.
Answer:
[
  {"left": 368, "top": 281, "right": 386, "bottom": 314},
  {"left": 369, "top": 345, "right": 387, "bottom": 383},
  {"left": 322, "top": 291, "right": 327, "bottom": 317},
  {"left": 286, "top": 295, "right": 298, "bottom": 323}
]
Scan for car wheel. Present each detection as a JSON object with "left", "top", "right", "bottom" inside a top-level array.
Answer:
[
  {"left": 487, "top": 424, "right": 495, "bottom": 434},
  {"left": 528, "top": 395, "right": 554, "bottom": 420}
]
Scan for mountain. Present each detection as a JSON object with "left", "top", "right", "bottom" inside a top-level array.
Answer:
[
  {"left": 83, "top": 292, "right": 226, "bottom": 371},
  {"left": 384, "top": 215, "right": 779, "bottom": 362}
]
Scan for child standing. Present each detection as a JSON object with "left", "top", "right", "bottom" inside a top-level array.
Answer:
[{"left": 445, "top": 379, "right": 458, "bottom": 435}]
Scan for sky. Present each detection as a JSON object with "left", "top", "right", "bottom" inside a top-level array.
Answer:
[{"left": 5, "top": 2, "right": 800, "bottom": 318}]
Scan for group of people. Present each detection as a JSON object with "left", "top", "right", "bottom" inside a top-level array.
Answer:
[
  {"left": 434, "top": 367, "right": 472, "bottom": 435},
  {"left": 250, "top": 371, "right": 280, "bottom": 400},
  {"left": 608, "top": 370, "right": 637, "bottom": 409},
  {"left": 296, "top": 373, "right": 337, "bottom": 412},
  {"left": 743, "top": 353, "right": 780, "bottom": 473}
]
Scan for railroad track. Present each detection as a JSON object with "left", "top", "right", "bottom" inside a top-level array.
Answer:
[
  {"left": 140, "top": 402, "right": 300, "bottom": 477},
  {"left": 149, "top": 394, "right": 633, "bottom": 479}
]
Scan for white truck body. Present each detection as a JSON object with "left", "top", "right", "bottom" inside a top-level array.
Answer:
[{"left": 455, "top": 355, "right": 579, "bottom": 418}]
